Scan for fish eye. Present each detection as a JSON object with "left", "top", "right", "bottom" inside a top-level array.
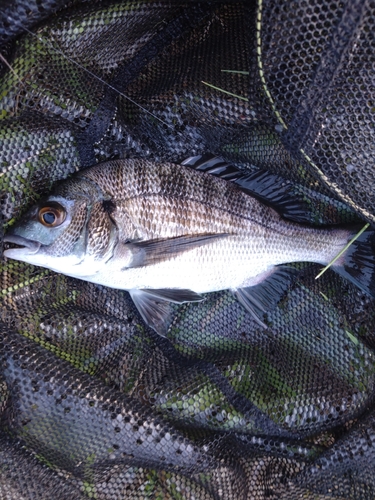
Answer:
[{"left": 38, "top": 202, "right": 66, "bottom": 227}]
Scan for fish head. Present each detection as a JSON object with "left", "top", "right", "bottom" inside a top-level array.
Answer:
[{"left": 3, "top": 192, "right": 118, "bottom": 278}]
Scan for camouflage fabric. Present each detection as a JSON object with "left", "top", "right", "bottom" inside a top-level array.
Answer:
[{"left": 1, "top": 1, "right": 375, "bottom": 498}]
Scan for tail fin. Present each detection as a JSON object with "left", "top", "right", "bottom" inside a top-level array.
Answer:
[{"left": 333, "top": 229, "right": 375, "bottom": 298}]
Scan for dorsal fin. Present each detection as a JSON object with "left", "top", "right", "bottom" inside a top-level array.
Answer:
[
  {"left": 182, "top": 154, "right": 312, "bottom": 224},
  {"left": 234, "top": 170, "right": 311, "bottom": 223},
  {"left": 181, "top": 154, "right": 242, "bottom": 181}
]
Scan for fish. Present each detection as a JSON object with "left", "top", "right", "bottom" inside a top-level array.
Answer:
[{"left": 3, "top": 156, "right": 375, "bottom": 335}]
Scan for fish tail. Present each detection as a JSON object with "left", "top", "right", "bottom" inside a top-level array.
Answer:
[{"left": 332, "top": 228, "right": 375, "bottom": 298}]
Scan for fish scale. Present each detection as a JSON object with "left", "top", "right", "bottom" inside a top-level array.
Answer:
[{"left": 4, "top": 158, "right": 375, "bottom": 335}]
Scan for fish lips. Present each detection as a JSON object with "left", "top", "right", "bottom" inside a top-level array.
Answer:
[{"left": 3, "top": 234, "right": 41, "bottom": 257}]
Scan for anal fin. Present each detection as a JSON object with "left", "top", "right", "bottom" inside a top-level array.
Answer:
[{"left": 233, "top": 266, "right": 297, "bottom": 328}]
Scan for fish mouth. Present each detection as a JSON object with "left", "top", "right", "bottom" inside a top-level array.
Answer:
[{"left": 3, "top": 235, "right": 41, "bottom": 255}]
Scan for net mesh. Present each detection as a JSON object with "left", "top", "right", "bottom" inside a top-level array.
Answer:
[{"left": 1, "top": 1, "right": 375, "bottom": 498}]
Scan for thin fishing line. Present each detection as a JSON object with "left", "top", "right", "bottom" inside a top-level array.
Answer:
[
  {"left": 0, "top": 53, "right": 25, "bottom": 87},
  {"left": 20, "top": 25, "right": 177, "bottom": 132}
]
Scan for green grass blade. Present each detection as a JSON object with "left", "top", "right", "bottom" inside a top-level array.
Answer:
[
  {"left": 345, "top": 330, "right": 360, "bottom": 346},
  {"left": 315, "top": 222, "right": 370, "bottom": 280},
  {"left": 220, "top": 69, "right": 249, "bottom": 75},
  {"left": 201, "top": 81, "right": 248, "bottom": 101}
]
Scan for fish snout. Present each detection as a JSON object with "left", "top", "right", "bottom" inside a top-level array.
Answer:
[{"left": 3, "top": 234, "right": 41, "bottom": 256}]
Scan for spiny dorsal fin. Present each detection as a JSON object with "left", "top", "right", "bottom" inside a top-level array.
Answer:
[{"left": 181, "top": 154, "right": 241, "bottom": 181}]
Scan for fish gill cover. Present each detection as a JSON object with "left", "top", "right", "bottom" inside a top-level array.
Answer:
[{"left": 0, "top": 0, "right": 375, "bottom": 498}]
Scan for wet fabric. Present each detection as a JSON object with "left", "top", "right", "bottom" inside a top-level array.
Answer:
[{"left": 0, "top": 1, "right": 375, "bottom": 498}]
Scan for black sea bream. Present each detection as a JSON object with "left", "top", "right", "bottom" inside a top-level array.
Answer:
[{"left": 4, "top": 158, "right": 375, "bottom": 334}]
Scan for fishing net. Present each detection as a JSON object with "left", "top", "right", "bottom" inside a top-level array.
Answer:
[{"left": 1, "top": 0, "right": 375, "bottom": 498}]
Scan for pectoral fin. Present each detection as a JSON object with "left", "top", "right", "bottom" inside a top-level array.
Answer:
[
  {"left": 233, "top": 266, "right": 297, "bottom": 328},
  {"left": 130, "top": 288, "right": 204, "bottom": 336},
  {"left": 123, "top": 233, "right": 229, "bottom": 269}
]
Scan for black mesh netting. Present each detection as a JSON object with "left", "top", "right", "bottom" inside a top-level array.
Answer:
[{"left": 0, "top": 1, "right": 375, "bottom": 498}]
